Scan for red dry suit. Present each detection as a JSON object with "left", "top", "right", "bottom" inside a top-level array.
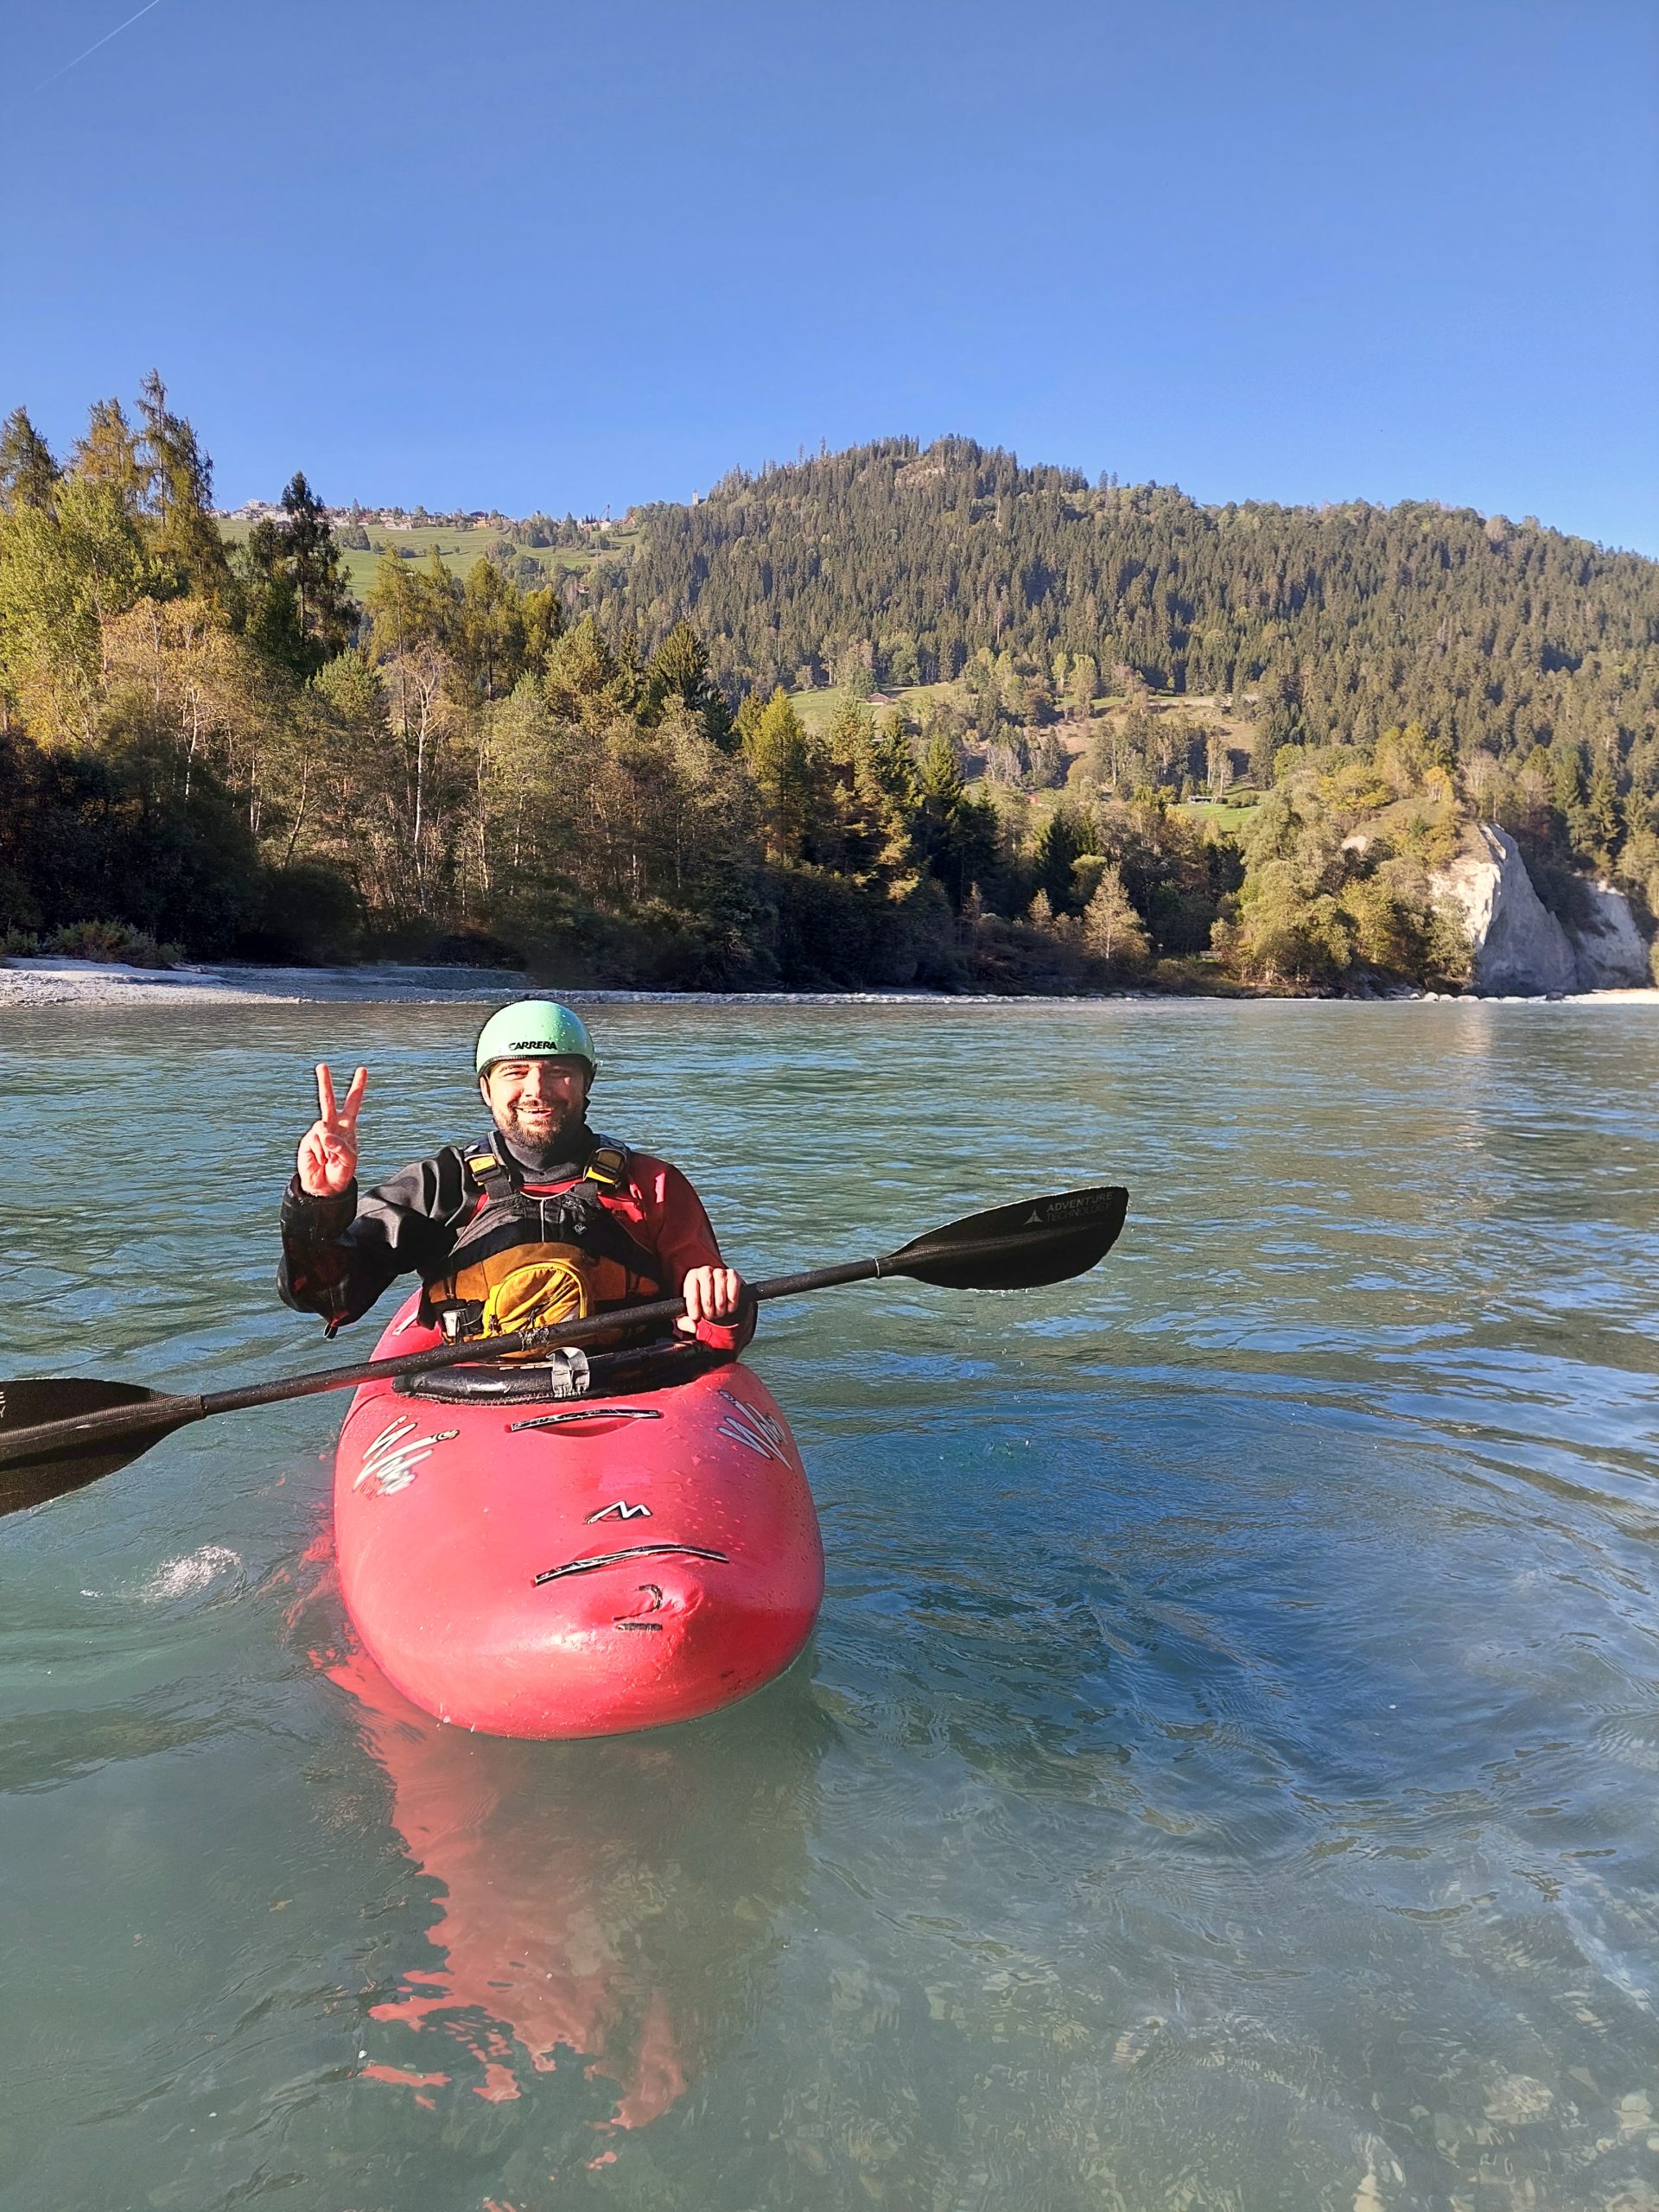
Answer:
[{"left": 278, "top": 1126, "right": 753, "bottom": 1354}]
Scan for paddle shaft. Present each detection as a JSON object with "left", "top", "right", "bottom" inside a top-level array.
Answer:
[
  {"left": 0, "top": 1256, "right": 890, "bottom": 1465},
  {"left": 202, "top": 1256, "right": 888, "bottom": 1414},
  {"left": 0, "top": 1188, "right": 1126, "bottom": 1480}
]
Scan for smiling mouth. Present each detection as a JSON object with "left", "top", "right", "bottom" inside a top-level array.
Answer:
[{"left": 532, "top": 1544, "right": 729, "bottom": 1586}]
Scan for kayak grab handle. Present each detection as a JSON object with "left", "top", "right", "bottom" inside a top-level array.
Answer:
[{"left": 507, "top": 1407, "right": 664, "bottom": 1433}]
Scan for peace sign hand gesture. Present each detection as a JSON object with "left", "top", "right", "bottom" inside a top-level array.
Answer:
[{"left": 297, "top": 1063, "right": 368, "bottom": 1199}]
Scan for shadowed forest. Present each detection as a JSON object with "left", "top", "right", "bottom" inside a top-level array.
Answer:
[{"left": 3, "top": 400, "right": 1656, "bottom": 993}]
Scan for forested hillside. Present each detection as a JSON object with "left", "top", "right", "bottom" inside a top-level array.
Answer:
[
  {"left": 601, "top": 437, "right": 1659, "bottom": 790},
  {"left": 1, "top": 399, "right": 1655, "bottom": 995}
]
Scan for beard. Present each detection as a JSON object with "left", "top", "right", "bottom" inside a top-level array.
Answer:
[{"left": 494, "top": 1097, "right": 587, "bottom": 1170}]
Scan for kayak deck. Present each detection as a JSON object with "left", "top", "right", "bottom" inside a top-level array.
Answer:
[{"left": 333, "top": 1301, "right": 823, "bottom": 1738}]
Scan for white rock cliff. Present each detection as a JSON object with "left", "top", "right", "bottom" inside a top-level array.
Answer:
[
  {"left": 1571, "top": 880, "right": 1652, "bottom": 990},
  {"left": 1430, "top": 823, "right": 1650, "bottom": 995}
]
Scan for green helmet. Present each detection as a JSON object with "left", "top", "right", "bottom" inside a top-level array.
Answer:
[{"left": 474, "top": 1000, "right": 599, "bottom": 1078}]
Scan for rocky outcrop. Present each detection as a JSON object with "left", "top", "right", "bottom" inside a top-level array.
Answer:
[
  {"left": 1570, "top": 881, "right": 1652, "bottom": 989},
  {"left": 1433, "top": 824, "right": 1575, "bottom": 994},
  {"left": 1430, "top": 823, "right": 1650, "bottom": 995}
]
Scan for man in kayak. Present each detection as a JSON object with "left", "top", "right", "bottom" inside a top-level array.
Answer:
[{"left": 278, "top": 1000, "right": 752, "bottom": 1356}]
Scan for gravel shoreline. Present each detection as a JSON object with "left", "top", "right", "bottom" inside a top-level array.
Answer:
[
  {"left": 0, "top": 959, "right": 1007, "bottom": 1010},
  {"left": 3, "top": 958, "right": 1655, "bottom": 1012}
]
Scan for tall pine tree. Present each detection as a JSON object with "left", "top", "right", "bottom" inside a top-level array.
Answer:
[
  {"left": 137, "top": 372, "right": 230, "bottom": 605},
  {"left": 0, "top": 410, "right": 60, "bottom": 513}
]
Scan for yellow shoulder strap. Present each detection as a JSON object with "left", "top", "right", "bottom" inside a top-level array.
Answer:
[
  {"left": 464, "top": 1148, "right": 515, "bottom": 1199},
  {"left": 585, "top": 1144, "right": 627, "bottom": 1192}
]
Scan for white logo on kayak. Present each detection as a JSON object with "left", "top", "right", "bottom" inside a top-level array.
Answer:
[
  {"left": 587, "top": 1499, "right": 652, "bottom": 1522},
  {"left": 715, "top": 1390, "right": 792, "bottom": 1466},
  {"left": 354, "top": 1415, "right": 459, "bottom": 1497}
]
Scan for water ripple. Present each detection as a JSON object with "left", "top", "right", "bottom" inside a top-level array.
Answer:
[{"left": 1, "top": 999, "right": 1657, "bottom": 2209}]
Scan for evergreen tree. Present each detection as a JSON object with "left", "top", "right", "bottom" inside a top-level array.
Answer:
[
  {"left": 918, "top": 728, "right": 963, "bottom": 812},
  {"left": 71, "top": 398, "right": 145, "bottom": 503},
  {"left": 281, "top": 472, "right": 357, "bottom": 664},
  {"left": 1033, "top": 804, "right": 1089, "bottom": 912},
  {"left": 456, "top": 556, "right": 528, "bottom": 702},
  {"left": 1080, "top": 862, "right": 1150, "bottom": 976},
  {"left": 1584, "top": 747, "right": 1620, "bottom": 863},
  {"left": 644, "top": 619, "right": 735, "bottom": 749},
  {"left": 520, "top": 582, "right": 565, "bottom": 670},
  {"left": 137, "top": 372, "right": 230, "bottom": 605},
  {"left": 868, "top": 713, "right": 921, "bottom": 812},
  {"left": 242, "top": 474, "right": 359, "bottom": 678},
  {"left": 913, "top": 730, "right": 1003, "bottom": 904},
  {"left": 1064, "top": 652, "right": 1097, "bottom": 722},
  {"left": 733, "top": 690, "right": 766, "bottom": 752},
  {"left": 1205, "top": 726, "right": 1233, "bottom": 798},
  {"left": 541, "top": 613, "right": 622, "bottom": 732},
  {"left": 744, "top": 687, "right": 819, "bottom": 861},
  {"left": 0, "top": 409, "right": 60, "bottom": 513}
]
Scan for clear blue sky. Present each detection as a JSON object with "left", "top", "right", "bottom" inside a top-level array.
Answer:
[{"left": 3, "top": 0, "right": 1654, "bottom": 550}]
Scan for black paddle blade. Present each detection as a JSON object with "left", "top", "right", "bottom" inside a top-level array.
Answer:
[
  {"left": 887, "top": 1185, "right": 1129, "bottom": 1292},
  {"left": 0, "top": 1380, "right": 191, "bottom": 1515}
]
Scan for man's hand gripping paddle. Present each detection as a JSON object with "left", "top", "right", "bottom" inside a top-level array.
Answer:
[{"left": 0, "top": 1185, "right": 1129, "bottom": 1516}]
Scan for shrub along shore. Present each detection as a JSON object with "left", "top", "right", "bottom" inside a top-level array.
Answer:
[{"left": 3, "top": 397, "right": 1655, "bottom": 997}]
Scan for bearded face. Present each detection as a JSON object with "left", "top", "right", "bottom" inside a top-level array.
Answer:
[{"left": 480, "top": 1057, "right": 592, "bottom": 1167}]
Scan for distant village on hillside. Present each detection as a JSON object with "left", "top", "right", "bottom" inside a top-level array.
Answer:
[{"left": 218, "top": 500, "right": 620, "bottom": 533}]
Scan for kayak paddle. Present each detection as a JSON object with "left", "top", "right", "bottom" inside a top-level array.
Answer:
[{"left": 0, "top": 1184, "right": 1128, "bottom": 1516}]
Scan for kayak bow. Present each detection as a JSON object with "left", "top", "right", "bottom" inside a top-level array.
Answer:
[{"left": 334, "top": 1299, "right": 823, "bottom": 1738}]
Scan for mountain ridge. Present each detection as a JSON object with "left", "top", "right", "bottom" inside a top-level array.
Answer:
[{"left": 582, "top": 438, "right": 1656, "bottom": 786}]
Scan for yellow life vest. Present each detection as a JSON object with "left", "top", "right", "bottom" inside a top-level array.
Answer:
[{"left": 421, "top": 1141, "right": 669, "bottom": 1345}]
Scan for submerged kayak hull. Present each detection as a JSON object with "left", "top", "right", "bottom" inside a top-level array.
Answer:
[{"left": 333, "top": 1300, "right": 823, "bottom": 1738}]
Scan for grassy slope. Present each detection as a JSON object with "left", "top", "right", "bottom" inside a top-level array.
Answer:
[
  {"left": 217, "top": 518, "right": 639, "bottom": 601},
  {"left": 789, "top": 681, "right": 951, "bottom": 734}
]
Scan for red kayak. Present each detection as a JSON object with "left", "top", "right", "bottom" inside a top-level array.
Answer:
[{"left": 333, "top": 1296, "right": 823, "bottom": 1738}]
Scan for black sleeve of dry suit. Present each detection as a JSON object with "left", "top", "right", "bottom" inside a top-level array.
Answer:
[{"left": 277, "top": 1151, "right": 469, "bottom": 1330}]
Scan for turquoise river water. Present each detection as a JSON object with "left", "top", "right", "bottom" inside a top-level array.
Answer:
[{"left": 2, "top": 998, "right": 1658, "bottom": 2212}]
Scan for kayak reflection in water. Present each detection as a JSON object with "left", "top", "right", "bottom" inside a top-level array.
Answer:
[
  {"left": 278, "top": 998, "right": 752, "bottom": 1357},
  {"left": 326, "top": 1630, "right": 823, "bottom": 2128}
]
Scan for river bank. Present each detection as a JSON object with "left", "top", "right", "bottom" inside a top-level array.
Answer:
[
  {"left": 0, "top": 958, "right": 973, "bottom": 1008},
  {"left": 3, "top": 955, "right": 1657, "bottom": 1011}
]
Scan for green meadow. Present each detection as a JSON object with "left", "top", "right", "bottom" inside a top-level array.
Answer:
[{"left": 217, "top": 516, "right": 639, "bottom": 599}]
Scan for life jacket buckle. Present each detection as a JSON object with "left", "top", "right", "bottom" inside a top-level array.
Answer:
[{"left": 584, "top": 1144, "right": 627, "bottom": 1192}]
